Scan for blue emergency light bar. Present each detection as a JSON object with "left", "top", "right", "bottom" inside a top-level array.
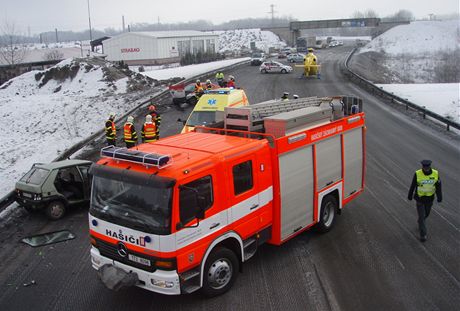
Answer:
[
  {"left": 207, "top": 89, "right": 231, "bottom": 95},
  {"left": 100, "top": 146, "right": 171, "bottom": 168}
]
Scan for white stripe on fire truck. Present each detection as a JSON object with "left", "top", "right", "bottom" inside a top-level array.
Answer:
[{"left": 89, "top": 186, "right": 273, "bottom": 253}]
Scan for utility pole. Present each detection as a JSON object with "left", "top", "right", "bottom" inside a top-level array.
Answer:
[
  {"left": 55, "top": 28, "right": 58, "bottom": 43},
  {"left": 122, "top": 15, "right": 126, "bottom": 32},
  {"left": 87, "top": 0, "right": 93, "bottom": 41},
  {"left": 268, "top": 4, "right": 276, "bottom": 26}
]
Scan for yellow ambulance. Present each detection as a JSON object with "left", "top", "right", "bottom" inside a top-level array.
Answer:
[{"left": 180, "top": 88, "right": 249, "bottom": 133}]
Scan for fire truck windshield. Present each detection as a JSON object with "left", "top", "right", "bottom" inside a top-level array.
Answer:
[{"left": 90, "top": 176, "right": 173, "bottom": 235}]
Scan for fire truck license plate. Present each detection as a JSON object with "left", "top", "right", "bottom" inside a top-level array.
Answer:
[{"left": 128, "top": 254, "right": 150, "bottom": 266}]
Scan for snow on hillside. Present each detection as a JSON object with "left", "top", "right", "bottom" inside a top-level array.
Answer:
[
  {"left": 0, "top": 58, "right": 156, "bottom": 197},
  {"left": 360, "top": 20, "right": 459, "bottom": 55},
  {"left": 357, "top": 20, "right": 460, "bottom": 83},
  {"left": 216, "top": 29, "right": 286, "bottom": 53}
]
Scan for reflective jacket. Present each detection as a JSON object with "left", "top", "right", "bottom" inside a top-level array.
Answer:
[
  {"left": 142, "top": 122, "right": 157, "bottom": 142},
  {"left": 416, "top": 169, "right": 439, "bottom": 197},
  {"left": 123, "top": 123, "right": 137, "bottom": 143},
  {"left": 105, "top": 119, "right": 116, "bottom": 141}
]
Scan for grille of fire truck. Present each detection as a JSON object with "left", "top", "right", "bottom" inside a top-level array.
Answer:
[
  {"left": 100, "top": 146, "right": 171, "bottom": 168},
  {"left": 95, "top": 238, "right": 156, "bottom": 272}
]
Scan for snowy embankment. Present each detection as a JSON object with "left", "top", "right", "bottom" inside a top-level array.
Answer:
[
  {"left": 356, "top": 19, "right": 460, "bottom": 121},
  {"left": 141, "top": 58, "right": 250, "bottom": 80},
  {"left": 376, "top": 83, "right": 460, "bottom": 123},
  {"left": 0, "top": 58, "right": 149, "bottom": 198},
  {"left": 215, "top": 29, "right": 286, "bottom": 53}
]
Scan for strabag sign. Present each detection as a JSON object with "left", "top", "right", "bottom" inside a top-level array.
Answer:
[{"left": 121, "top": 48, "right": 140, "bottom": 53}]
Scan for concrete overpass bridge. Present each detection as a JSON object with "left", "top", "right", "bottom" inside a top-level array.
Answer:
[{"left": 263, "top": 18, "right": 408, "bottom": 46}]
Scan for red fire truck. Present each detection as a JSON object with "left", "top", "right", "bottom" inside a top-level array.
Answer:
[{"left": 89, "top": 95, "right": 365, "bottom": 296}]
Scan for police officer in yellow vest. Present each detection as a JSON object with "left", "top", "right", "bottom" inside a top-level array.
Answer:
[{"left": 407, "top": 160, "right": 442, "bottom": 242}]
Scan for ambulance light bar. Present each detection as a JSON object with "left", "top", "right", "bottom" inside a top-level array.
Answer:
[{"left": 100, "top": 146, "right": 171, "bottom": 168}]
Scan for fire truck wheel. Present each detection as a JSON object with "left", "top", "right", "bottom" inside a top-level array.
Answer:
[
  {"left": 317, "top": 195, "right": 337, "bottom": 233},
  {"left": 45, "top": 201, "right": 66, "bottom": 220},
  {"left": 202, "top": 247, "right": 239, "bottom": 297}
]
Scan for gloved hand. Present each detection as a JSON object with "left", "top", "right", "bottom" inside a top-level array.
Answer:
[{"left": 408, "top": 194, "right": 413, "bottom": 201}]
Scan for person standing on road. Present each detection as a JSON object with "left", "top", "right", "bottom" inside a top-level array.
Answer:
[
  {"left": 141, "top": 114, "right": 157, "bottom": 143},
  {"left": 123, "top": 116, "right": 138, "bottom": 148},
  {"left": 216, "top": 72, "right": 225, "bottom": 87},
  {"left": 148, "top": 105, "right": 161, "bottom": 139},
  {"left": 407, "top": 160, "right": 442, "bottom": 242},
  {"left": 105, "top": 112, "right": 117, "bottom": 146},
  {"left": 281, "top": 92, "right": 289, "bottom": 101},
  {"left": 227, "top": 75, "right": 235, "bottom": 88}
]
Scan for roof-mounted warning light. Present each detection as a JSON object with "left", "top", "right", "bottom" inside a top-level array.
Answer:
[{"left": 100, "top": 146, "right": 171, "bottom": 168}]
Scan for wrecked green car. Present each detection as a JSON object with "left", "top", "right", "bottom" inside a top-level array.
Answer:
[{"left": 15, "top": 160, "right": 92, "bottom": 220}]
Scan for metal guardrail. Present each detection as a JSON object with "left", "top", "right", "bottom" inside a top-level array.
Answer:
[
  {"left": 344, "top": 49, "right": 460, "bottom": 131},
  {"left": 0, "top": 58, "right": 250, "bottom": 214}
]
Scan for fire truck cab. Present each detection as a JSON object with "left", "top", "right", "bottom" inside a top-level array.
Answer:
[{"left": 89, "top": 95, "right": 365, "bottom": 296}]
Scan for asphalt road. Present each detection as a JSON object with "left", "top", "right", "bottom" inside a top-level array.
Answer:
[{"left": 0, "top": 46, "right": 459, "bottom": 311}]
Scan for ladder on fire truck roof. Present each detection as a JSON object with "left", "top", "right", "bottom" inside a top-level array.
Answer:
[{"left": 224, "top": 95, "right": 363, "bottom": 137}]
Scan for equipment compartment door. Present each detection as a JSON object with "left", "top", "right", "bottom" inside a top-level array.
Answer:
[
  {"left": 279, "top": 145, "right": 314, "bottom": 240},
  {"left": 343, "top": 127, "right": 363, "bottom": 198}
]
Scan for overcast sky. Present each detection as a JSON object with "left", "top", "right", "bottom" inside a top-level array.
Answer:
[{"left": 1, "top": 0, "right": 458, "bottom": 34}]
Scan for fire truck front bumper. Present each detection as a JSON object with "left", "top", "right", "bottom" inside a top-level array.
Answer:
[{"left": 91, "top": 247, "right": 181, "bottom": 295}]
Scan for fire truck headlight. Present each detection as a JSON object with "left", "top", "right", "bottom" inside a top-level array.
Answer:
[{"left": 151, "top": 279, "right": 174, "bottom": 288}]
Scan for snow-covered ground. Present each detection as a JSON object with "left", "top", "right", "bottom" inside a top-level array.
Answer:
[
  {"left": 358, "top": 19, "right": 459, "bottom": 122},
  {"left": 377, "top": 83, "right": 460, "bottom": 122},
  {"left": 141, "top": 58, "right": 249, "bottom": 80},
  {"left": 358, "top": 20, "right": 460, "bottom": 83}
]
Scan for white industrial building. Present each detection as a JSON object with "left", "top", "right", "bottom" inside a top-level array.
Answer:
[{"left": 103, "top": 30, "right": 219, "bottom": 65}]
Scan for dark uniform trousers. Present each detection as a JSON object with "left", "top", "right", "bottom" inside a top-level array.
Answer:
[{"left": 416, "top": 199, "right": 433, "bottom": 237}]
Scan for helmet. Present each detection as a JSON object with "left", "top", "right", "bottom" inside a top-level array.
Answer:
[
  {"left": 229, "top": 75, "right": 234, "bottom": 81},
  {"left": 145, "top": 114, "right": 152, "bottom": 122},
  {"left": 127, "top": 116, "right": 134, "bottom": 123},
  {"left": 148, "top": 105, "right": 156, "bottom": 111},
  {"left": 109, "top": 112, "right": 115, "bottom": 119},
  {"left": 206, "top": 79, "right": 211, "bottom": 84},
  {"left": 293, "top": 94, "right": 299, "bottom": 99},
  {"left": 196, "top": 79, "right": 200, "bottom": 83},
  {"left": 308, "top": 48, "right": 314, "bottom": 52},
  {"left": 283, "top": 92, "right": 289, "bottom": 96}
]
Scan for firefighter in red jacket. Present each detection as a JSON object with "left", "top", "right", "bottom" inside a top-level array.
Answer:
[
  {"left": 105, "top": 112, "right": 116, "bottom": 146},
  {"left": 123, "top": 116, "right": 138, "bottom": 148},
  {"left": 141, "top": 114, "right": 158, "bottom": 143},
  {"left": 194, "top": 79, "right": 204, "bottom": 99},
  {"left": 227, "top": 75, "right": 235, "bottom": 88},
  {"left": 148, "top": 105, "right": 161, "bottom": 139}
]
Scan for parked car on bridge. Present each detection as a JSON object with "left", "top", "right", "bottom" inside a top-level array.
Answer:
[
  {"left": 287, "top": 53, "right": 305, "bottom": 63},
  {"left": 259, "top": 61, "right": 293, "bottom": 74}
]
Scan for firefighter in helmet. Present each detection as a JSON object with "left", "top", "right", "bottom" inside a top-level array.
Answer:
[
  {"left": 227, "top": 75, "right": 235, "bottom": 88},
  {"left": 281, "top": 92, "right": 289, "bottom": 101},
  {"left": 123, "top": 116, "right": 138, "bottom": 148},
  {"left": 105, "top": 112, "right": 117, "bottom": 146},
  {"left": 205, "top": 79, "right": 213, "bottom": 90},
  {"left": 194, "top": 79, "right": 204, "bottom": 99},
  {"left": 141, "top": 114, "right": 157, "bottom": 143},
  {"left": 215, "top": 72, "right": 225, "bottom": 87},
  {"left": 148, "top": 105, "right": 161, "bottom": 139}
]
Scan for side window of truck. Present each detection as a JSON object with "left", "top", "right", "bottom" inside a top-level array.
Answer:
[
  {"left": 232, "top": 160, "right": 253, "bottom": 195},
  {"left": 179, "top": 175, "right": 213, "bottom": 224}
]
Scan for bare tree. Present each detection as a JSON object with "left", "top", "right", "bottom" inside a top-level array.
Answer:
[
  {"left": 351, "top": 10, "right": 379, "bottom": 18},
  {"left": 0, "top": 20, "right": 27, "bottom": 66},
  {"left": 44, "top": 49, "right": 64, "bottom": 61}
]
